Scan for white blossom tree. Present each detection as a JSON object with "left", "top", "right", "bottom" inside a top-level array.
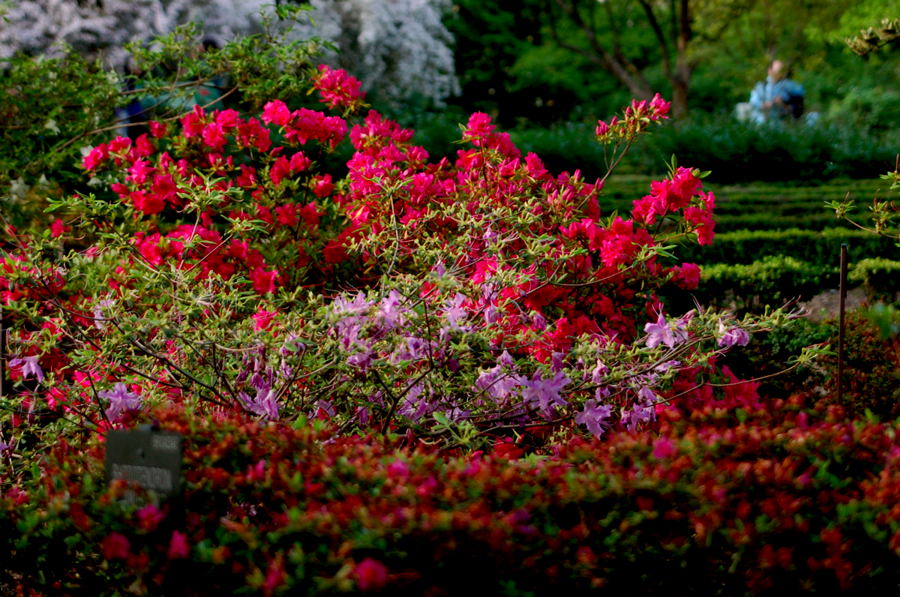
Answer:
[
  {"left": 0, "top": 0, "right": 459, "bottom": 105},
  {"left": 293, "top": 0, "right": 459, "bottom": 106},
  {"left": 0, "top": 0, "right": 270, "bottom": 66}
]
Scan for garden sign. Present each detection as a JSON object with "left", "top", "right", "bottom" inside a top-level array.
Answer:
[{"left": 105, "top": 424, "right": 182, "bottom": 499}]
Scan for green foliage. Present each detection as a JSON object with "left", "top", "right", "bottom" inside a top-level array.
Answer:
[
  {"left": 508, "top": 123, "right": 609, "bottom": 179},
  {"left": 0, "top": 49, "right": 122, "bottom": 222},
  {"left": 678, "top": 227, "right": 896, "bottom": 268},
  {"left": 698, "top": 256, "right": 838, "bottom": 310},
  {"left": 849, "top": 258, "right": 900, "bottom": 300},
  {"left": 0, "top": 21, "right": 323, "bottom": 229},
  {"left": 630, "top": 113, "right": 897, "bottom": 183}
]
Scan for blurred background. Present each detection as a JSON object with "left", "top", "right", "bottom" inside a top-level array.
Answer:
[{"left": 1, "top": 0, "right": 898, "bottom": 182}]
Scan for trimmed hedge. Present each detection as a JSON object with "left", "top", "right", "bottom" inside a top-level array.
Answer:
[
  {"left": 849, "top": 258, "right": 900, "bottom": 300},
  {"left": 714, "top": 213, "right": 849, "bottom": 233},
  {"left": 2, "top": 399, "right": 900, "bottom": 594},
  {"left": 694, "top": 256, "right": 900, "bottom": 310},
  {"left": 697, "top": 256, "right": 838, "bottom": 309},
  {"left": 677, "top": 228, "right": 897, "bottom": 265}
]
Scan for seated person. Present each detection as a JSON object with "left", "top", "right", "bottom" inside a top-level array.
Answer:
[{"left": 749, "top": 59, "right": 804, "bottom": 124}]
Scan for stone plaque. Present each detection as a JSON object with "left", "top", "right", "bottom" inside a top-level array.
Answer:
[{"left": 105, "top": 425, "right": 182, "bottom": 497}]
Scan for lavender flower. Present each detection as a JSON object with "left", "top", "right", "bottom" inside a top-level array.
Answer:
[
  {"left": 637, "top": 386, "right": 659, "bottom": 405},
  {"left": 622, "top": 404, "right": 656, "bottom": 431},
  {"left": 9, "top": 356, "right": 44, "bottom": 383},
  {"left": 99, "top": 383, "right": 142, "bottom": 422},
  {"left": 475, "top": 351, "right": 521, "bottom": 401},
  {"left": 520, "top": 370, "right": 570, "bottom": 418},
  {"left": 483, "top": 304, "right": 499, "bottom": 325},
  {"left": 335, "top": 319, "right": 363, "bottom": 350},
  {"left": 392, "top": 336, "right": 429, "bottom": 363},
  {"left": 280, "top": 335, "right": 306, "bottom": 356},
  {"left": 575, "top": 399, "right": 613, "bottom": 438},
  {"left": 717, "top": 320, "right": 750, "bottom": 348},
  {"left": 239, "top": 387, "right": 279, "bottom": 420},
  {"left": 590, "top": 360, "right": 609, "bottom": 384},
  {"left": 93, "top": 298, "right": 115, "bottom": 330},
  {"left": 377, "top": 290, "right": 406, "bottom": 331},
  {"left": 347, "top": 348, "right": 374, "bottom": 371},
  {"left": 644, "top": 312, "right": 688, "bottom": 349},
  {"left": 442, "top": 293, "right": 468, "bottom": 330},
  {"left": 398, "top": 382, "right": 430, "bottom": 422},
  {"left": 332, "top": 292, "right": 372, "bottom": 316}
]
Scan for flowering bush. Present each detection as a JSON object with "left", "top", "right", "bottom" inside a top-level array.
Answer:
[
  {"left": 0, "top": 60, "right": 814, "bottom": 454},
  {"left": 2, "top": 396, "right": 899, "bottom": 594}
]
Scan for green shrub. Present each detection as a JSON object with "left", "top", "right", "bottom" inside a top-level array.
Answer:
[
  {"left": 722, "top": 317, "right": 836, "bottom": 397},
  {"left": 678, "top": 228, "right": 897, "bottom": 265},
  {"left": 509, "top": 122, "right": 611, "bottom": 179},
  {"left": 629, "top": 113, "right": 898, "bottom": 183},
  {"left": 849, "top": 258, "right": 900, "bottom": 300},
  {"left": 698, "top": 256, "right": 837, "bottom": 310},
  {"left": 714, "top": 213, "right": 849, "bottom": 232}
]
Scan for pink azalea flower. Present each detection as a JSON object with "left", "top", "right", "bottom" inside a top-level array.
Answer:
[
  {"left": 353, "top": 558, "right": 389, "bottom": 591},
  {"left": 167, "top": 530, "right": 190, "bottom": 559}
]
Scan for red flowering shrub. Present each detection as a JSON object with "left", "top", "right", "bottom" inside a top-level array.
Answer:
[
  {"left": 0, "top": 60, "right": 784, "bottom": 446},
  {"left": 2, "top": 397, "right": 899, "bottom": 594}
]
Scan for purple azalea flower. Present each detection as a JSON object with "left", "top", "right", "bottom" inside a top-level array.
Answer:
[
  {"left": 475, "top": 351, "right": 521, "bottom": 401},
  {"left": 550, "top": 352, "right": 569, "bottom": 374},
  {"left": 279, "top": 360, "right": 293, "bottom": 379},
  {"left": 392, "top": 336, "right": 429, "bottom": 363},
  {"left": 622, "top": 403, "right": 656, "bottom": 431},
  {"left": 575, "top": 399, "right": 613, "bottom": 438},
  {"left": 590, "top": 360, "right": 609, "bottom": 384},
  {"left": 398, "top": 382, "right": 430, "bottom": 422},
  {"left": 93, "top": 299, "right": 115, "bottom": 330},
  {"left": 314, "top": 399, "right": 335, "bottom": 417},
  {"left": 280, "top": 335, "right": 306, "bottom": 356},
  {"left": 239, "top": 387, "right": 279, "bottom": 420},
  {"left": 717, "top": 320, "right": 751, "bottom": 348},
  {"left": 520, "top": 370, "right": 570, "bottom": 418},
  {"left": 332, "top": 292, "right": 372, "bottom": 316},
  {"left": 483, "top": 304, "right": 499, "bottom": 325},
  {"left": 250, "top": 369, "right": 273, "bottom": 392},
  {"left": 100, "top": 383, "right": 142, "bottom": 422},
  {"left": 442, "top": 293, "right": 469, "bottom": 330},
  {"left": 347, "top": 348, "right": 374, "bottom": 371},
  {"left": 9, "top": 356, "right": 44, "bottom": 383},
  {"left": 335, "top": 319, "right": 363, "bottom": 350},
  {"left": 655, "top": 359, "right": 681, "bottom": 373},
  {"left": 644, "top": 312, "right": 688, "bottom": 349},
  {"left": 476, "top": 367, "right": 521, "bottom": 401},
  {"left": 377, "top": 290, "right": 406, "bottom": 330},
  {"left": 637, "top": 386, "right": 659, "bottom": 405}
]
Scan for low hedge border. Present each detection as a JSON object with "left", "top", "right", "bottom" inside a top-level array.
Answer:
[
  {"left": 2, "top": 398, "right": 900, "bottom": 595},
  {"left": 678, "top": 228, "right": 897, "bottom": 266},
  {"left": 693, "top": 256, "right": 900, "bottom": 310}
]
